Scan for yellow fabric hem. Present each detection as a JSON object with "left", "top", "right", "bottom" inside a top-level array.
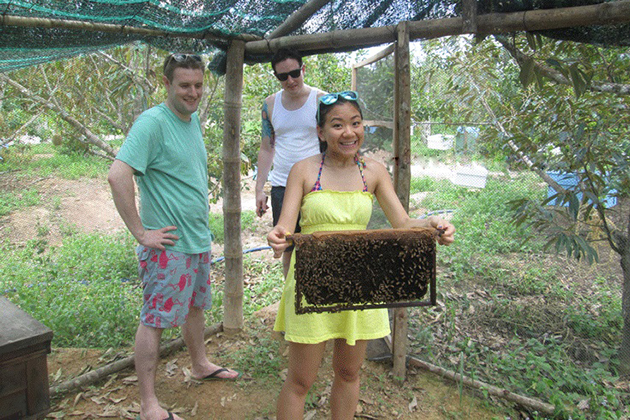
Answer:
[{"left": 273, "top": 326, "right": 391, "bottom": 346}]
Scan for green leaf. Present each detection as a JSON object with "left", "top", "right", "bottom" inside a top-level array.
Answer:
[
  {"left": 525, "top": 32, "right": 538, "bottom": 51},
  {"left": 569, "top": 63, "right": 587, "bottom": 98},
  {"left": 519, "top": 58, "right": 536, "bottom": 88}
]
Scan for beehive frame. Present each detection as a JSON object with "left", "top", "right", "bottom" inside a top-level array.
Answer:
[{"left": 291, "top": 228, "right": 437, "bottom": 314}]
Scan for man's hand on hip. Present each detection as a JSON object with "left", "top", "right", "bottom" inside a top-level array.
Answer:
[{"left": 138, "top": 226, "right": 179, "bottom": 251}]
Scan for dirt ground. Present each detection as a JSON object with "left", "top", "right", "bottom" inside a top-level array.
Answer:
[{"left": 1, "top": 171, "right": 508, "bottom": 420}]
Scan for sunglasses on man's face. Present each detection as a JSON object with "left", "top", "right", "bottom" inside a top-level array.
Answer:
[{"left": 275, "top": 67, "right": 303, "bottom": 82}]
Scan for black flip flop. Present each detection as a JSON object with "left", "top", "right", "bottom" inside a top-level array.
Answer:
[{"left": 199, "top": 367, "right": 242, "bottom": 381}]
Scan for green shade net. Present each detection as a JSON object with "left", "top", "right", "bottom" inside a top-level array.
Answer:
[{"left": 1, "top": 0, "right": 629, "bottom": 73}]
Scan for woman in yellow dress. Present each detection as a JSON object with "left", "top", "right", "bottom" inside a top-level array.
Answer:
[{"left": 267, "top": 91, "right": 455, "bottom": 420}]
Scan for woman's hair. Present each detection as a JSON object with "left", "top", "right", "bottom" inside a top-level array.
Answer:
[
  {"left": 316, "top": 96, "right": 363, "bottom": 153},
  {"left": 316, "top": 96, "right": 363, "bottom": 128}
]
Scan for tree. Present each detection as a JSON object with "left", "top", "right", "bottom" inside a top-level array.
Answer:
[
  {"left": 0, "top": 44, "right": 159, "bottom": 159},
  {"left": 451, "top": 34, "right": 630, "bottom": 374}
]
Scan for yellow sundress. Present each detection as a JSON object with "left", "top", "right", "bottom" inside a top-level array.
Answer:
[{"left": 273, "top": 189, "right": 391, "bottom": 345}]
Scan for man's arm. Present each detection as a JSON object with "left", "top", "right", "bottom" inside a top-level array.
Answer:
[
  {"left": 255, "top": 99, "right": 276, "bottom": 217},
  {"left": 108, "top": 159, "right": 178, "bottom": 250}
]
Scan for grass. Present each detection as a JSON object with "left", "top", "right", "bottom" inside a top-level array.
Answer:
[
  {"left": 0, "top": 188, "right": 40, "bottom": 216},
  {"left": 407, "top": 171, "right": 627, "bottom": 419},
  {"left": 0, "top": 143, "right": 110, "bottom": 179},
  {"left": 1, "top": 231, "right": 283, "bottom": 348},
  {"left": 0, "top": 231, "right": 140, "bottom": 348},
  {"left": 1, "top": 146, "right": 627, "bottom": 419},
  {"left": 209, "top": 210, "right": 257, "bottom": 244}
]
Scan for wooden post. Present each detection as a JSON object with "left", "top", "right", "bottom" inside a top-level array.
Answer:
[
  {"left": 222, "top": 40, "right": 245, "bottom": 333},
  {"left": 392, "top": 21, "right": 411, "bottom": 382},
  {"left": 462, "top": 0, "right": 478, "bottom": 33}
]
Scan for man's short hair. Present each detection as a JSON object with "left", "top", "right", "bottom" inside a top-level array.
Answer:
[
  {"left": 271, "top": 48, "right": 303, "bottom": 73},
  {"left": 163, "top": 53, "right": 205, "bottom": 81}
]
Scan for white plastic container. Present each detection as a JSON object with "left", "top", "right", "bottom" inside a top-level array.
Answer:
[
  {"left": 452, "top": 164, "right": 488, "bottom": 188},
  {"left": 427, "top": 134, "right": 454, "bottom": 150}
]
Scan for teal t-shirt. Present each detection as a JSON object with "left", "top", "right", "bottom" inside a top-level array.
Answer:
[{"left": 116, "top": 103, "right": 211, "bottom": 254}]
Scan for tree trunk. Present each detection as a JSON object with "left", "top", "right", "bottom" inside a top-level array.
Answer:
[{"left": 618, "top": 214, "right": 630, "bottom": 375}]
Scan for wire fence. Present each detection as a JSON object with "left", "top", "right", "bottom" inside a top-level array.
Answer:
[{"left": 355, "top": 47, "right": 628, "bottom": 419}]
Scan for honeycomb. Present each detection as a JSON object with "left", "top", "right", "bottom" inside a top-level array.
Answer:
[{"left": 292, "top": 228, "right": 437, "bottom": 314}]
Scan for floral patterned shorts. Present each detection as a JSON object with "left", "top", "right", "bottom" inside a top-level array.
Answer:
[{"left": 136, "top": 246, "right": 212, "bottom": 329}]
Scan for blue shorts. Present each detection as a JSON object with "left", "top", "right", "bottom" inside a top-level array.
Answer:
[{"left": 136, "top": 246, "right": 212, "bottom": 329}]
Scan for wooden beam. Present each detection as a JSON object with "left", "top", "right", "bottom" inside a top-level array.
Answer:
[
  {"left": 267, "top": 0, "right": 333, "bottom": 39},
  {"left": 0, "top": 14, "right": 260, "bottom": 43},
  {"left": 222, "top": 39, "right": 246, "bottom": 333},
  {"left": 50, "top": 323, "right": 223, "bottom": 397},
  {"left": 246, "top": 0, "right": 630, "bottom": 54},
  {"left": 3, "top": 1, "right": 628, "bottom": 56},
  {"left": 408, "top": 356, "right": 557, "bottom": 415},
  {"left": 392, "top": 21, "right": 411, "bottom": 383},
  {"left": 353, "top": 44, "right": 395, "bottom": 69},
  {"left": 363, "top": 119, "right": 394, "bottom": 130}
]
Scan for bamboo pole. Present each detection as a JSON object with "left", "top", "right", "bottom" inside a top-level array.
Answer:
[
  {"left": 246, "top": 0, "right": 630, "bottom": 55},
  {"left": 0, "top": 14, "right": 259, "bottom": 42},
  {"left": 49, "top": 324, "right": 223, "bottom": 397},
  {"left": 391, "top": 21, "right": 411, "bottom": 383},
  {"left": 353, "top": 44, "right": 395, "bottom": 69},
  {"left": 408, "top": 356, "right": 557, "bottom": 415},
  {"left": 2, "top": 1, "right": 629, "bottom": 56},
  {"left": 222, "top": 40, "right": 246, "bottom": 333},
  {"left": 267, "top": 0, "right": 333, "bottom": 39}
]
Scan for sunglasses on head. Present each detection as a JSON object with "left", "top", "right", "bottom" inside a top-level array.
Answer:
[
  {"left": 167, "top": 54, "right": 202, "bottom": 66},
  {"left": 317, "top": 91, "right": 359, "bottom": 122},
  {"left": 275, "top": 67, "right": 302, "bottom": 81}
]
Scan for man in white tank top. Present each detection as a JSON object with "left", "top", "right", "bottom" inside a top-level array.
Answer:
[{"left": 255, "top": 48, "right": 325, "bottom": 277}]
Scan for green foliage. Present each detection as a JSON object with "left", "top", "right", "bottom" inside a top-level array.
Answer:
[
  {"left": 241, "top": 255, "right": 283, "bottom": 316},
  {"left": 0, "top": 188, "right": 40, "bottom": 216},
  {"left": 308, "top": 53, "right": 353, "bottom": 94},
  {"left": 409, "top": 173, "right": 626, "bottom": 418},
  {"left": 1, "top": 143, "right": 110, "bottom": 179},
  {"left": 224, "top": 324, "right": 284, "bottom": 381},
  {"left": 1, "top": 231, "right": 139, "bottom": 348},
  {"left": 489, "top": 339, "right": 624, "bottom": 419},
  {"left": 429, "top": 34, "right": 628, "bottom": 277},
  {"left": 208, "top": 210, "right": 257, "bottom": 244}
]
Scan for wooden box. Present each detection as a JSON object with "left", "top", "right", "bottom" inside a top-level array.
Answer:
[{"left": 0, "top": 297, "right": 53, "bottom": 420}]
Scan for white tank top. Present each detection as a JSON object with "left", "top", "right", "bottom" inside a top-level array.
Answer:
[{"left": 269, "top": 88, "right": 320, "bottom": 187}]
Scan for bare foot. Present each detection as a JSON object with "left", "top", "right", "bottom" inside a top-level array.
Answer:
[{"left": 140, "top": 406, "right": 184, "bottom": 420}]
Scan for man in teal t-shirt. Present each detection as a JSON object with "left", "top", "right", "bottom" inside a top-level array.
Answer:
[{"left": 108, "top": 54, "right": 239, "bottom": 420}]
